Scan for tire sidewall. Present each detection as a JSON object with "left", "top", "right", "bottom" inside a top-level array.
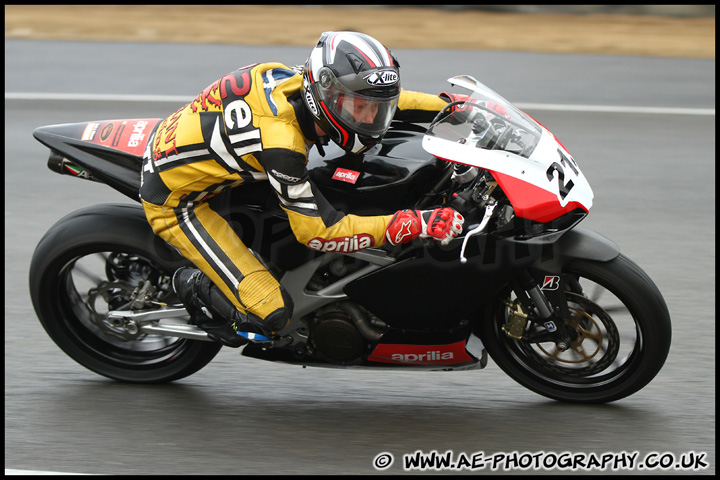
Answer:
[
  {"left": 29, "top": 204, "right": 222, "bottom": 383},
  {"left": 481, "top": 254, "right": 671, "bottom": 403}
]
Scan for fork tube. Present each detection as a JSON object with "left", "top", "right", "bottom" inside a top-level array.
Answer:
[
  {"left": 517, "top": 270, "right": 572, "bottom": 350},
  {"left": 518, "top": 271, "right": 554, "bottom": 319}
]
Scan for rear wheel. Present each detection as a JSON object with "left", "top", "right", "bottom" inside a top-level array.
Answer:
[
  {"left": 29, "top": 205, "right": 222, "bottom": 383},
  {"left": 482, "top": 254, "right": 672, "bottom": 403}
]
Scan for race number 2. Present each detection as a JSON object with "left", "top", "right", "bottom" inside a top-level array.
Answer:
[{"left": 546, "top": 148, "right": 578, "bottom": 200}]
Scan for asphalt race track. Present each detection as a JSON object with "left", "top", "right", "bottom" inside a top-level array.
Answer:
[{"left": 5, "top": 40, "right": 715, "bottom": 475}]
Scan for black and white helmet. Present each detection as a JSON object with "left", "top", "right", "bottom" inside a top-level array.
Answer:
[{"left": 302, "top": 31, "right": 401, "bottom": 154}]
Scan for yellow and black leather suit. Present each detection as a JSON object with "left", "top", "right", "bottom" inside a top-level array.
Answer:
[{"left": 140, "top": 62, "right": 447, "bottom": 324}]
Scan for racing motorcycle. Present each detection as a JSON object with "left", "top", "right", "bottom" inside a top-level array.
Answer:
[{"left": 29, "top": 75, "right": 672, "bottom": 403}]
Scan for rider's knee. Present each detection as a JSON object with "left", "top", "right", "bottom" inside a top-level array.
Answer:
[{"left": 261, "top": 286, "right": 294, "bottom": 332}]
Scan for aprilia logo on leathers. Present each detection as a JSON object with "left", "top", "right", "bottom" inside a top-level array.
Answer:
[{"left": 307, "top": 234, "right": 374, "bottom": 253}]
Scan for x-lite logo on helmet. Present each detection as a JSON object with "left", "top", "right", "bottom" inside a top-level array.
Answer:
[{"left": 364, "top": 70, "right": 399, "bottom": 86}]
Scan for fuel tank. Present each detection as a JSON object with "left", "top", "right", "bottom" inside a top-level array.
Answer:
[{"left": 305, "top": 122, "right": 447, "bottom": 215}]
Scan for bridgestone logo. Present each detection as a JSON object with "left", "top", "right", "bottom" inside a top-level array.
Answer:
[{"left": 307, "top": 234, "right": 374, "bottom": 253}]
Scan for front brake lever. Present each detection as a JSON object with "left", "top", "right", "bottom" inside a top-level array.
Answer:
[{"left": 459, "top": 201, "right": 496, "bottom": 264}]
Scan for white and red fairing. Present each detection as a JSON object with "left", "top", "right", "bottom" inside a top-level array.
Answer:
[{"left": 422, "top": 76, "right": 593, "bottom": 223}]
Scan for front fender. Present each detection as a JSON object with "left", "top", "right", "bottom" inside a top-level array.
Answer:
[
  {"left": 530, "top": 226, "right": 620, "bottom": 275},
  {"left": 557, "top": 226, "right": 620, "bottom": 263}
]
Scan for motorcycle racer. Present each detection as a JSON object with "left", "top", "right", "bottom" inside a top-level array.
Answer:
[{"left": 140, "top": 31, "right": 464, "bottom": 347}]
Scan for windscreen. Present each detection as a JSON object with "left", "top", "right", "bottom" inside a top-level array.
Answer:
[{"left": 426, "top": 79, "right": 543, "bottom": 159}]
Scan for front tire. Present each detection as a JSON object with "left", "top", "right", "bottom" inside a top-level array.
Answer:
[
  {"left": 482, "top": 254, "right": 672, "bottom": 403},
  {"left": 29, "top": 205, "right": 223, "bottom": 383}
]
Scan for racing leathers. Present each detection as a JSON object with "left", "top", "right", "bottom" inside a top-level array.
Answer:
[{"left": 140, "top": 62, "right": 449, "bottom": 335}]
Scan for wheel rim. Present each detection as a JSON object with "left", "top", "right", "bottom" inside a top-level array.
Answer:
[
  {"left": 55, "top": 249, "right": 193, "bottom": 368},
  {"left": 495, "top": 272, "right": 643, "bottom": 389}
]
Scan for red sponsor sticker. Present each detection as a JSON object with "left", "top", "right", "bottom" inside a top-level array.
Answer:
[
  {"left": 332, "top": 167, "right": 360, "bottom": 184},
  {"left": 80, "top": 118, "right": 160, "bottom": 157},
  {"left": 367, "top": 341, "right": 475, "bottom": 365}
]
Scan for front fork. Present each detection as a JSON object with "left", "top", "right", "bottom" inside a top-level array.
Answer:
[{"left": 505, "top": 270, "right": 575, "bottom": 350}]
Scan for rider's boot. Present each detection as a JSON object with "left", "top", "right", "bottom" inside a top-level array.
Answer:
[{"left": 172, "top": 267, "right": 274, "bottom": 348}]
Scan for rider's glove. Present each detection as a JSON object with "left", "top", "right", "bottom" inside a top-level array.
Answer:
[
  {"left": 385, "top": 208, "right": 464, "bottom": 246},
  {"left": 439, "top": 92, "right": 471, "bottom": 105},
  {"left": 485, "top": 100, "right": 510, "bottom": 119},
  {"left": 439, "top": 92, "right": 472, "bottom": 124}
]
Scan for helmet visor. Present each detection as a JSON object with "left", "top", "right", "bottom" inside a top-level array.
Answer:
[{"left": 316, "top": 72, "right": 399, "bottom": 139}]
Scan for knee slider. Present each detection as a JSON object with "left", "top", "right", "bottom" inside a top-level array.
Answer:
[{"left": 263, "top": 287, "right": 294, "bottom": 332}]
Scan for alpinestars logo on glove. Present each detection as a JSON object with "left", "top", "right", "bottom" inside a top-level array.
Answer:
[
  {"left": 391, "top": 220, "right": 414, "bottom": 244},
  {"left": 308, "top": 234, "right": 374, "bottom": 253}
]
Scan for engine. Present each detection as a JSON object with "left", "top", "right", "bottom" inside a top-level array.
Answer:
[
  {"left": 311, "top": 310, "right": 366, "bottom": 363},
  {"left": 306, "top": 257, "right": 388, "bottom": 364},
  {"left": 308, "top": 301, "right": 386, "bottom": 364}
]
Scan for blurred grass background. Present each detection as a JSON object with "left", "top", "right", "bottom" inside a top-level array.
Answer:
[{"left": 4, "top": 5, "right": 715, "bottom": 58}]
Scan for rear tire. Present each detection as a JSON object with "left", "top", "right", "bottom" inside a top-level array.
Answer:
[
  {"left": 482, "top": 254, "right": 671, "bottom": 403},
  {"left": 29, "top": 205, "right": 222, "bottom": 383}
]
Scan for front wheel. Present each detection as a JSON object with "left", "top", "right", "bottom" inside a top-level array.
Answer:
[
  {"left": 28, "top": 205, "right": 223, "bottom": 383},
  {"left": 482, "top": 254, "right": 672, "bottom": 403}
]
